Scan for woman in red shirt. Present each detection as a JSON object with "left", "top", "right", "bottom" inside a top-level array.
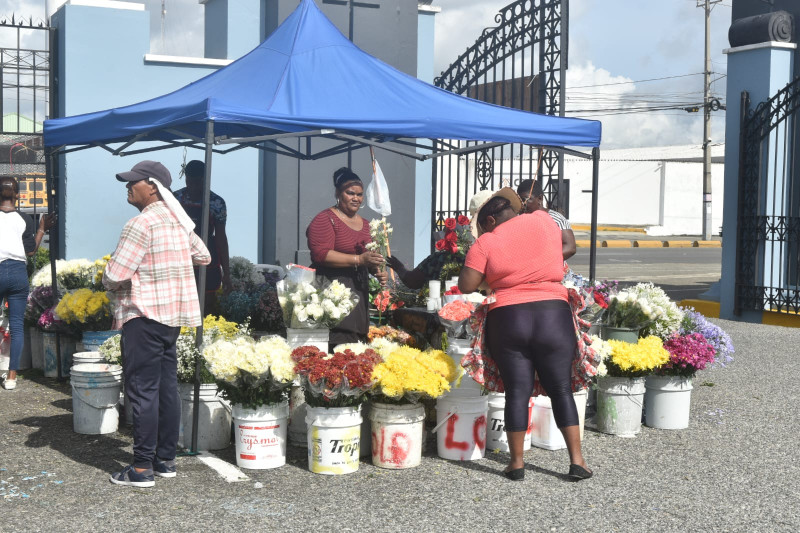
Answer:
[
  {"left": 306, "top": 168, "right": 386, "bottom": 349},
  {"left": 459, "top": 188, "right": 591, "bottom": 482}
]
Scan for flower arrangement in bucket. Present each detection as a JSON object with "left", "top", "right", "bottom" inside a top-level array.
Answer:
[
  {"left": 679, "top": 308, "right": 734, "bottom": 367},
  {"left": 54, "top": 288, "right": 113, "bottom": 333},
  {"left": 601, "top": 291, "right": 654, "bottom": 340},
  {"left": 368, "top": 346, "right": 456, "bottom": 469},
  {"left": 370, "top": 346, "right": 457, "bottom": 405},
  {"left": 277, "top": 277, "right": 358, "bottom": 330},
  {"left": 644, "top": 333, "right": 717, "bottom": 430},
  {"left": 202, "top": 335, "right": 296, "bottom": 409},
  {"left": 177, "top": 315, "right": 243, "bottom": 384},
  {"left": 438, "top": 299, "right": 475, "bottom": 339},
  {"left": 291, "top": 346, "right": 380, "bottom": 408},
  {"left": 594, "top": 336, "right": 671, "bottom": 436},
  {"left": 627, "top": 283, "right": 684, "bottom": 340},
  {"left": 25, "top": 285, "right": 59, "bottom": 329}
]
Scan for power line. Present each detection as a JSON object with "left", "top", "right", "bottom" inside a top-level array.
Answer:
[{"left": 568, "top": 72, "right": 705, "bottom": 89}]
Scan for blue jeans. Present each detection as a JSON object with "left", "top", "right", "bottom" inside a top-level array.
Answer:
[{"left": 0, "top": 260, "right": 29, "bottom": 371}]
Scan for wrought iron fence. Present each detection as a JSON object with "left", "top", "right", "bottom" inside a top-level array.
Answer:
[
  {"left": 432, "top": 0, "right": 566, "bottom": 235},
  {"left": 736, "top": 78, "right": 800, "bottom": 315},
  {"left": 0, "top": 14, "right": 53, "bottom": 217}
]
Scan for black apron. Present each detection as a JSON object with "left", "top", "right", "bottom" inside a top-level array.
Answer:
[{"left": 312, "top": 264, "right": 370, "bottom": 351}]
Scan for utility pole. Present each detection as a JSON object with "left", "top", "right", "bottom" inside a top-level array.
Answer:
[{"left": 699, "top": 0, "right": 720, "bottom": 240}]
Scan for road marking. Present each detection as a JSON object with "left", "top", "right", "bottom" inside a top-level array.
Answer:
[{"left": 197, "top": 453, "right": 249, "bottom": 483}]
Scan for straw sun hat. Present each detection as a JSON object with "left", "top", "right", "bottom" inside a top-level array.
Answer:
[{"left": 468, "top": 187, "right": 522, "bottom": 238}]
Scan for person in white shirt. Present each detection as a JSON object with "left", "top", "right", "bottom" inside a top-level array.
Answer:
[
  {"left": 516, "top": 179, "right": 576, "bottom": 260},
  {"left": 0, "top": 177, "right": 54, "bottom": 390}
]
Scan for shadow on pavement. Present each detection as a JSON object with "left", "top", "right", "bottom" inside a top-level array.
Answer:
[{"left": 10, "top": 413, "right": 133, "bottom": 472}]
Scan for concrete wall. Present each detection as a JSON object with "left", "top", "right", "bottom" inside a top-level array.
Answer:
[
  {"left": 262, "top": 0, "right": 422, "bottom": 267},
  {"left": 52, "top": 2, "right": 260, "bottom": 261}
]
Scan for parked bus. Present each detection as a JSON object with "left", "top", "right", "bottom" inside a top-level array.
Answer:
[{"left": 15, "top": 175, "right": 48, "bottom": 209}]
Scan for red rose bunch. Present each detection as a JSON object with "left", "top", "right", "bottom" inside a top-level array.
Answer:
[
  {"left": 292, "top": 346, "right": 381, "bottom": 407},
  {"left": 435, "top": 215, "right": 471, "bottom": 256},
  {"left": 444, "top": 286, "right": 462, "bottom": 296}
]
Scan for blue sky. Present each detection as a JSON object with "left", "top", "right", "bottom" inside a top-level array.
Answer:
[{"left": 8, "top": 0, "right": 733, "bottom": 148}]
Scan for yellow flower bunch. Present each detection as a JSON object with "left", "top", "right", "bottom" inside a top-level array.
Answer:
[
  {"left": 55, "top": 288, "right": 112, "bottom": 330},
  {"left": 606, "top": 335, "right": 670, "bottom": 378},
  {"left": 203, "top": 315, "right": 240, "bottom": 340},
  {"left": 93, "top": 255, "right": 112, "bottom": 288},
  {"left": 372, "top": 346, "right": 458, "bottom": 401}
]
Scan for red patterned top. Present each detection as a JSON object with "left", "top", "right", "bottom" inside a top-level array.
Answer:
[
  {"left": 306, "top": 209, "right": 371, "bottom": 264},
  {"left": 464, "top": 210, "right": 567, "bottom": 311}
]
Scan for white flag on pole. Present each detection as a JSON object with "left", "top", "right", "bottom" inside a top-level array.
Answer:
[{"left": 366, "top": 149, "right": 392, "bottom": 216}]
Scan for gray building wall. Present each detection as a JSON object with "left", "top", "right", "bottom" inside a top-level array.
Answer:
[{"left": 261, "top": 0, "right": 420, "bottom": 267}]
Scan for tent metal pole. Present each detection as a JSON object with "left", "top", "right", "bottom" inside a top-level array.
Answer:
[
  {"left": 331, "top": 133, "right": 426, "bottom": 161},
  {"left": 216, "top": 129, "right": 329, "bottom": 145},
  {"left": 589, "top": 147, "right": 600, "bottom": 282},
  {"left": 45, "top": 147, "right": 63, "bottom": 380},
  {"left": 190, "top": 120, "right": 214, "bottom": 456}
]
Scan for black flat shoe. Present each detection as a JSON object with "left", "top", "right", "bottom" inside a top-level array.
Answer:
[
  {"left": 504, "top": 468, "right": 525, "bottom": 481},
  {"left": 568, "top": 464, "right": 593, "bottom": 480}
]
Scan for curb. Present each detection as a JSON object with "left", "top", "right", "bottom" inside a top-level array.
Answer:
[
  {"left": 663, "top": 240, "right": 693, "bottom": 248},
  {"left": 679, "top": 299, "right": 800, "bottom": 328},
  {"left": 571, "top": 224, "right": 646, "bottom": 233},
  {"left": 693, "top": 240, "right": 721, "bottom": 248},
  {"left": 601, "top": 240, "right": 631, "bottom": 248},
  {"left": 633, "top": 240, "right": 662, "bottom": 248}
]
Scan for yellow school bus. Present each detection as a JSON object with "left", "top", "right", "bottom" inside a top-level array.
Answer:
[{"left": 16, "top": 174, "right": 48, "bottom": 209}]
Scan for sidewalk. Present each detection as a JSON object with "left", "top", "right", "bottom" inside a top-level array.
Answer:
[{"left": 0, "top": 318, "right": 796, "bottom": 532}]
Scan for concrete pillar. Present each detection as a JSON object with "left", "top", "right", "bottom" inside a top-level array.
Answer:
[
  {"left": 201, "top": 0, "right": 265, "bottom": 60},
  {"left": 720, "top": 41, "right": 796, "bottom": 321}
]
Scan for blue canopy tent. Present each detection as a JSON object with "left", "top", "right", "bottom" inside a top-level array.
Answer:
[{"left": 43, "top": 0, "right": 602, "bottom": 450}]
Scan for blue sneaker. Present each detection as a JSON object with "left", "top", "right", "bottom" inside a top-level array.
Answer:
[
  {"left": 153, "top": 458, "right": 176, "bottom": 478},
  {"left": 110, "top": 465, "right": 155, "bottom": 487}
]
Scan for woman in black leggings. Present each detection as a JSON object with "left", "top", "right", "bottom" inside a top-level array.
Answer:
[{"left": 459, "top": 188, "right": 591, "bottom": 481}]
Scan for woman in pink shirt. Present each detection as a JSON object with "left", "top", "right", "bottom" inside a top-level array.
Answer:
[{"left": 459, "top": 188, "right": 591, "bottom": 482}]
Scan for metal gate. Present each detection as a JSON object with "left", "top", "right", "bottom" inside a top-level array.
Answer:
[
  {"left": 736, "top": 80, "right": 800, "bottom": 315},
  {"left": 0, "top": 15, "right": 54, "bottom": 218},
  {"left": 432, "top": 0, "right": 566, "bottom": 232}
]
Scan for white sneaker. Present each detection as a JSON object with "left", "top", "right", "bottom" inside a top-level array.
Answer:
[{"left": 1, "top": 373, "right": 16, "bottom": 390}]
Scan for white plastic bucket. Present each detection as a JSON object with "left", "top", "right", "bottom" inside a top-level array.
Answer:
[
  {"left": 434, "top": 395, "right": 488, "bottom": 461},
  {"left": 645, "top": 376, "right": 693, "bottom": 430},
  {"left": 81, "top": 330, "right": 120, "bottom": 352},
  {"left": 232, "top": 401, "right": 289, "bottom": 469},
  {"left": 178, "top": 383, "right": 232, "bottom": 451},
  {"left": 486, "top": 393, "right": 531, "bottom": 453},
  {"left": 43, "top": 332, "right": 76, "bottom": 377},
  {"left": 70, "top": 363, "right": 123, "bottom": 434},
  {"left": 369, "top": 402, "right": 425, "bottom": 469},
  {"left": 445, "top": 339, "right": 483, "bottom": 397},
  {"left": 306, "top": 405, "right": 362, "bottom": 475},
  {"left": 286, "top": 328, "right": 329, "bottom": 353},
  {"left": 596, "top": 376, "right": 645, "bottom": 437},
  {"left": 529, "top": 390, "right": 588, "bottom": 450},
  {"left": 30, "top": 328, "right": 44, "bottom": 370},
  {"left": 72, "top": 351, "right": 106, "bottom": 365}
]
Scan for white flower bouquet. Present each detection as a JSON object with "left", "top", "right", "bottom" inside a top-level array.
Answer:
[
  {"left": 202, "top": 335, "right": 296, "bottom": 409},
  {"left": 276, "top": 278, "right": 359, "bottom": 329},
  {"left": 31, "top": 258, "right": 98, "bottom": 290}
]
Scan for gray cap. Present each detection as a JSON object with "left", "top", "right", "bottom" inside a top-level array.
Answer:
[{"left": 116, "top": 160, "right": 172, "bottom": 188}]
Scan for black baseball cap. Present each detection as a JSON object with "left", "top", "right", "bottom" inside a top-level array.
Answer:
[{"left": 116, "top": 160, "right": 172, "bottom": 188}]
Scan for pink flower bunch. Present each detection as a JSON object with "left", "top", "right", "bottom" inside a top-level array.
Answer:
[{"left": 661, "top": 333, "right": 716, "bottom": 377}]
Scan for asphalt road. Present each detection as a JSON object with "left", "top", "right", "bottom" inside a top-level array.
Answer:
[{"left": 567, "top": 248, "right": 722, "bottom": 301}]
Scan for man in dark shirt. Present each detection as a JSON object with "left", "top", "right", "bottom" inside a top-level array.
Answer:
[{"left": 173, "top": 160, "right": 232, "bottom": 312}]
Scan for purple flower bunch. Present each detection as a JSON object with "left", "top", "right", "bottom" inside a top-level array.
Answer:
[
  {"left": 37, "top": 307, "right": 60, "bottom": 330},
  {"left": 25, "top": 285, "right": 59, "bottom": 327},
  {"left": 679, "top": 309, "right": 734, "bottom": 367},
  {"left": 661, "top": 333, "right": 716, "bottom": 377}
]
